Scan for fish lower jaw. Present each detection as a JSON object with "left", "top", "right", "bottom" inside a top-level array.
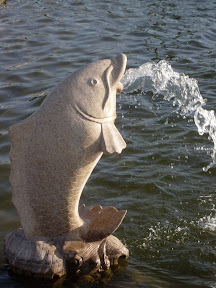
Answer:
[{"left": 116, "top": 82, "right": 124, "bottom": 93}]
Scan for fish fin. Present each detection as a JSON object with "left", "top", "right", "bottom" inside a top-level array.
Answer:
[
  {"left": 100, "top": 123, "right": 126, "bottom": 155},
  {"left": 79, "top": 205, "right": 127, "bottom": 241}
]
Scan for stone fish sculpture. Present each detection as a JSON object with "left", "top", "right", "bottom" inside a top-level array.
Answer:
[{"left": 4, "top": 54, "right": 129, "bottom": 279}]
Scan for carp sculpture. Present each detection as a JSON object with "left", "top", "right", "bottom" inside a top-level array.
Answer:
[{"left": 4, "top": 54, "right": 129, "bottom": 279}]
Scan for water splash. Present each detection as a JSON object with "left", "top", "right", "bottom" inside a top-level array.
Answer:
[
  {"left": 121, "top": 60, "right": 216, "bottom": 171},
  {"left": 141, "top": 220, "right": 189, "bottom": 249},
  {"left": 198, "top": 204, "right": 216, "bottom": 232},
  {"left": 198, "top": 214, "right": 216, "bottom": 232},
  {"left": 194, "top": 107, "right": 216, "bottom": 171}
]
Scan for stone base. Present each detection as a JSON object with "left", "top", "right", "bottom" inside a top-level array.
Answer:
[{"left": 4, "top": 228, "right": 129, "bottom": 280}]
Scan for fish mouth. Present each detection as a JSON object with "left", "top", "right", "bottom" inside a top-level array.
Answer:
[
  {"left": 110, "top": 53, "right": 127, "bottom": 93},
  {"left": 102, "top": 53, "right": 127, "bottom": 111}
]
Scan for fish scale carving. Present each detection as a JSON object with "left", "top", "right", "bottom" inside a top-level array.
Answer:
[{"left": 5, "top": 54, "right": 129, "bottom": 278}]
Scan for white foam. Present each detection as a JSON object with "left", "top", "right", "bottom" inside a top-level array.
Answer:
[{"left": 198, "top": 215, "right": 216, "bottom": 231}]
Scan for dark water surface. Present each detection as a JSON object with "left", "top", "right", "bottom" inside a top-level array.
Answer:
[{"left": 1, "top": 0, "right": 216, "bottom": 287}]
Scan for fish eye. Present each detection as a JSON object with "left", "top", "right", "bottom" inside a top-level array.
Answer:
[{"left": 89, "top": 78, "right": 98, "bottom": 86}]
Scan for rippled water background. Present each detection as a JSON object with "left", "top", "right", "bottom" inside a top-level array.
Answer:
[{"left": 1, "top": 0, "right": 216, "bottom": 287}]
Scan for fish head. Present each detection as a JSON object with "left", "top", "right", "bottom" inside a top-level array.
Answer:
[{"left": 70, "top": 53, "right": 127, "bottom": 122}]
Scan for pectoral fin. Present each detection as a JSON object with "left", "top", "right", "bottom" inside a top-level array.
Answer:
[{"left": 100, "top": 123, "right": 126, "bottom": 155}]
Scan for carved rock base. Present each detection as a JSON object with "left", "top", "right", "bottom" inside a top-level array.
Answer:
[{"left": 4, "top": 229, "right": 129, "bottom": 280}]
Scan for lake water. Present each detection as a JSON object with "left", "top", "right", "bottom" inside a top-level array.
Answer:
[{"left": 0, "top": 0, "right": 216, "bottom": 287}]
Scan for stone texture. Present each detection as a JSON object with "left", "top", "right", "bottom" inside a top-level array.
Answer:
[
  {"left": 5, "top": 54, "right": 128, "bottom": 278},
  {"left": 8, "top": 53, "right": 127, "bottom": 240},
  {"left": 4, "top": 228, "right": 129, "bottom": 279}
]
